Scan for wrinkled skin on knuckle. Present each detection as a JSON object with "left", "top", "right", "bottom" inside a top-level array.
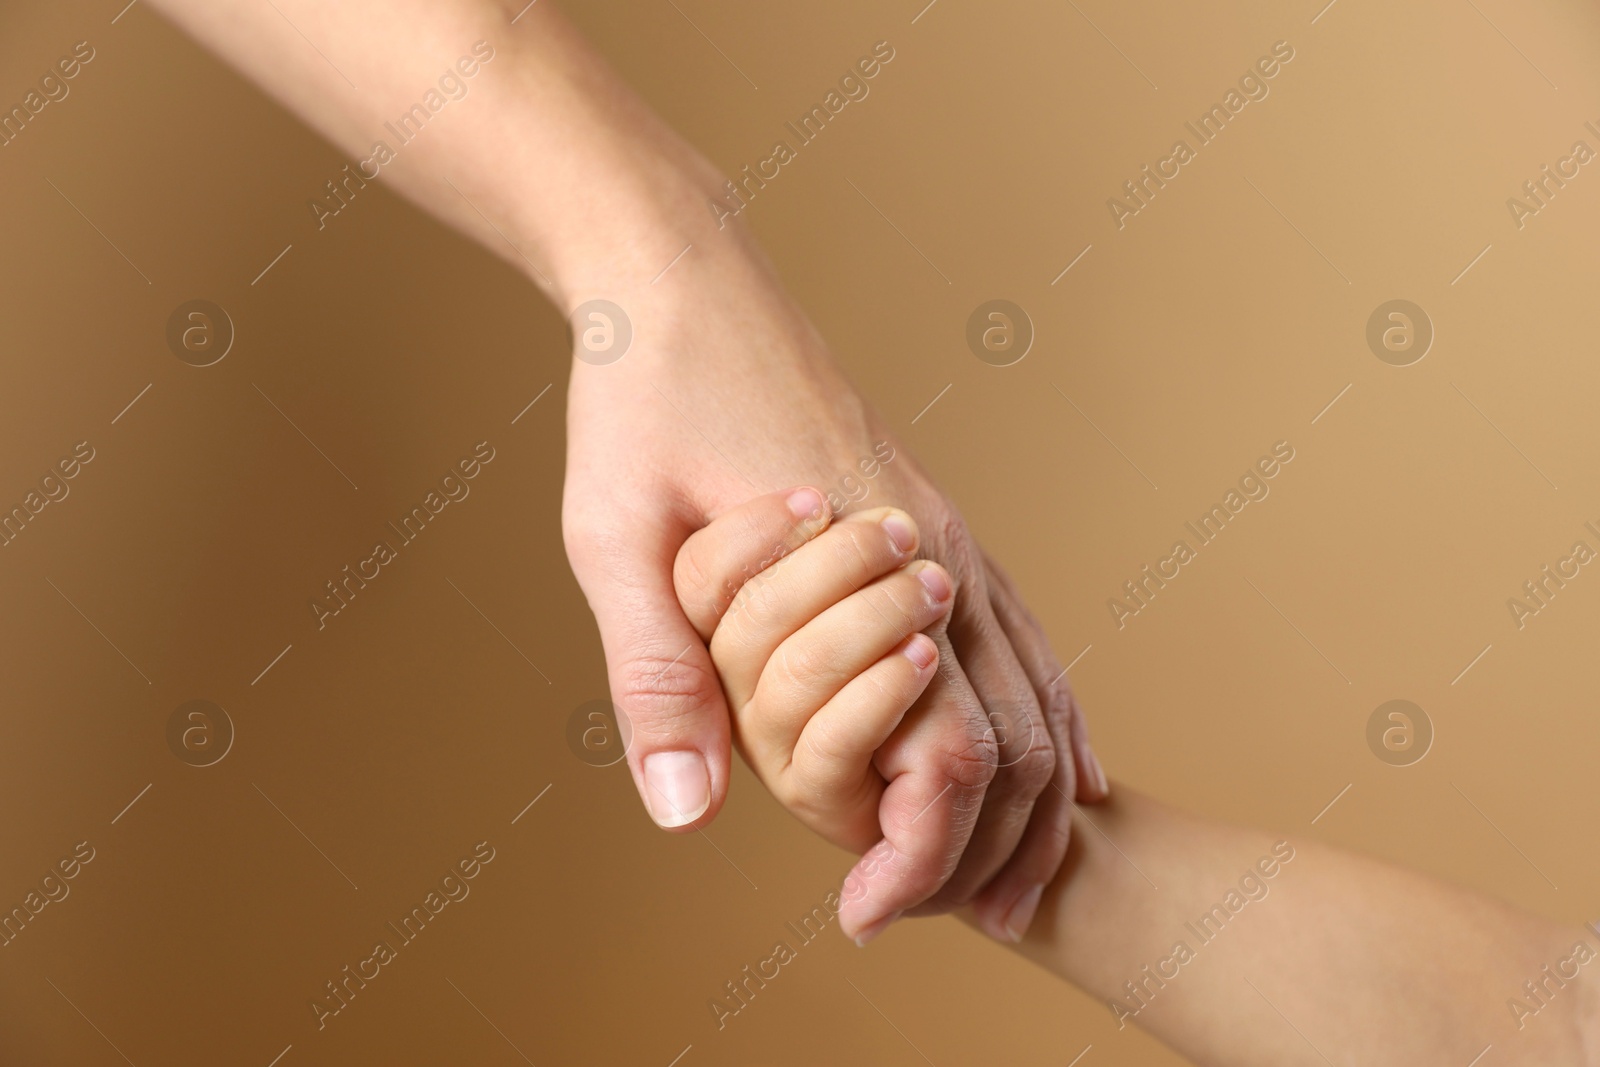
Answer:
[
  {"left": 1006, "top": 728, "right": 1058, "bottom": 797},
  {"left": 930, "top": 528, "right": 998, "bottom": 635},
  {"left": 612, "top": 654, "right": 722, "bottom": 738},
  {"left": 922, "top": 509, "right": 980, "bottom": 578},
  {"left": 1036, "top": 675, "right": 1076, "bottom": 729},
  {"left": 1025, "top": 673, "right": 1082, "bottom": 796},
  {"left": 937, "top": 718, "right": 1000, "bottom": 793},
  {"left": 1040, "top": 688, "right": 1081, "bottom": 776}
]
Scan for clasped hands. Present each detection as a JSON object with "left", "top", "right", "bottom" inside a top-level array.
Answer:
[{"left": 563, "top": 250, "right": 1107, "bottom": 942}]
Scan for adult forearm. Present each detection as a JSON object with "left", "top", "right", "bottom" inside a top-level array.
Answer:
[
  {"left": 149, "top": 0, "right": 727, "bottom": 302},
  {"left": 998, "top": 788, "right": 1597, "bottom": 1065}
]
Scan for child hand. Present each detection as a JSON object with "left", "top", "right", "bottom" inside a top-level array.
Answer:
[{"left": 672, "top": 487, "right": 962, "bottom": 943}]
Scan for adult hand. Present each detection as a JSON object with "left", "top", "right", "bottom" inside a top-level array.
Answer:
[
  {"left": 149, "top": 0, "right": 1107, "bottom": 944},
  {"left": 562, "top": 218, "right": 1107, "bottom": 943}
]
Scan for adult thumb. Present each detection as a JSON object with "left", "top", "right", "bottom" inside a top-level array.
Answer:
[{"left": 566, "top": 513, "right": 730, "bottom": 831}]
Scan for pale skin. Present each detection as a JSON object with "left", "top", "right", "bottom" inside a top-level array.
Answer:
[
  {"left": 147, "top": 0, "right": 1107, "bottom": 943},
  {"left": 678, "top": 489, "right": 1600, "bottom": 1064},
  {"left": 1023, "top": 795, "right": 1600, "bottom": 1065},
  {"left": 138, "top": 11, "right": 1600, "bottom": 1055}
]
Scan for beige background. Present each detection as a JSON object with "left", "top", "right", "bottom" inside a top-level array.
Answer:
[{"left": 3, "top": 0, "right": 1600, "bottom": 1063}]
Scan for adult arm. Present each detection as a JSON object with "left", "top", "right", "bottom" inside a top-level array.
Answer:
[
  {"left": 146, "top": 0, "right": 1108, "bottom": 941},
  {"left": 991, "top": 787, "right": 1599, "bottom": 1065}
]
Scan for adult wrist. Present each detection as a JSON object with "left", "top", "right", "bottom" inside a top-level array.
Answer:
[
  {"left": 526, "top": 144, "right": 761, "bottom": 310},
  {"left": 464, "top": 48, "right": 736, "bottom": 306},
  {"left": 539, "top": 162, "right": 724, "bottom": 302}
]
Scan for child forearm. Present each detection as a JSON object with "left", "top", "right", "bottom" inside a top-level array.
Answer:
[{"left": 986, "top": 788, "right": 1599, "bottom": 1065}]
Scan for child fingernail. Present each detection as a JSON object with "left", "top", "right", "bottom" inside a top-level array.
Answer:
[
  {"left": 881, "top": 512, "right": 916, "bottom": 554},
  {"left": 902, "top": 634, "right": 937, "bottom": 670},
  {"left": 786, "top": 487, "right": 824, "bottom": 521},
  {"left": 853, "top": 909, "right": 902, "bottom": 947},
  {"left": 1004, "top": 884, "right": 1046, "bottom": 942},
  {"left": 916, "top": 564, "right": 952, "bottom": 603}
]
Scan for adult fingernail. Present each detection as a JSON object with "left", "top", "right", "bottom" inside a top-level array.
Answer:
[
  {"left": 786, "top": 486, "right": 824, "bottom": 522},
  {"left": 902, "top": 633, "right": 937, "bottom": 670},
  {"left": 1004, "top": 884, "right": 1046, "bottom": 942},
  {"left": 642, "top": 751, "right": 710, "bottom": 828},
  {"left": 853, "top": 910, "right": 902, "bottom": 947},
  {"left": 1088, "top": 749, "right": 1109, "bottom": 797},
  {"left": 916, "top": 563, "right": 952, "bottom": 603},
  {"left": 881, "top": 511, "right": 916, "bottom": 555}
]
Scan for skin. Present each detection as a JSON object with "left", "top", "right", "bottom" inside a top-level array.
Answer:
[
  {"left": 999, "top": 791, "right": 1600, "bottom": 1066},
  {"left": 146, "top": 0, "right": 1108, "bottom": 941},
  {"left": 676, "top": 495, "right": 971, "bottom": 940},
  {"left": 683, "top": 487, "right": 1600, "bottom": 1063}
]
